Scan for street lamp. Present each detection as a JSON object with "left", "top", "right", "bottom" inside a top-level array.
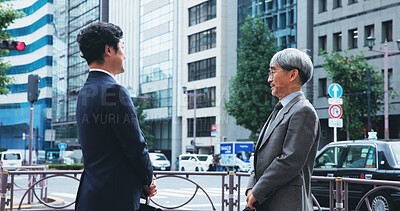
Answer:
[
  {"left": 183, "top": 86, "right": 208, "bottom": 154},
  {"left": 366, "top": 36, "right": 400, "bottom": 139}
]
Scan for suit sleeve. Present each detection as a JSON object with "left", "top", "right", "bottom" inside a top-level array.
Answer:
[
  {"left": 109, "top": 86, "right": 153, "bottom": 186},
  {"left": 252, "top": 106, "right": 319, "bottom": 204}
]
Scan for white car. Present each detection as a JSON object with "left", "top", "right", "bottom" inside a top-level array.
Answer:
[
  {"left": 149, "top": 152, "right": 171, "bottom": 171},
  {"left": 179, "top": 154, "right": 208, "bottom": 172},
  {"left": 0, "top": 151, "right": 23, "bottom": 169}
]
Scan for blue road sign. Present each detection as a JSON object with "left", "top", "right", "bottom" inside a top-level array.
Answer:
[
  {"left": 58, "top": 143, "right": 67, "bottom": 151},
  {"left": 328, "top": 83, "right": 343, "bottom": 98}
]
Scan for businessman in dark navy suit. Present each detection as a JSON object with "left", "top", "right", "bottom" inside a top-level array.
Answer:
[{"left": 75, "top": 22, "right": 157, "bottom": 211}]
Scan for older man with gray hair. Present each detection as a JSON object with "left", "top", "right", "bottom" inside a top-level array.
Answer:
[{"left": 246, "top": 48, "right": 321, "bottom": 211}]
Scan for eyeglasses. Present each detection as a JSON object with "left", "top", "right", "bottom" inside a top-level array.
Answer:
[{"left": 268, "top": 70, "right": 281, "bottom": 79}]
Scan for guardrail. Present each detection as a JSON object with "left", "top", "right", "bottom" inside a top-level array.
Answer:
[{"left": 1, "top": 168, "right": 400, "bottom": 211}]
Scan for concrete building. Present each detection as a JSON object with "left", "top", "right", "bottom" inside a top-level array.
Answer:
[
  {"left": 0, "top": 0, "right": 53, "bottom": 150},
  {"left": 312, "top": 0, "right": 400, "bottom": 146},
  {"left": 180, "top": 0, "right": 251, "bottom": 155}
]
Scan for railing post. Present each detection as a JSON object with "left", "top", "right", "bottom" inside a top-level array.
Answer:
[
  {"left": 0, "top": 170, "right": 9, "bottom": 211},
  {"left": 335, "top": 177, "right": 344, "bottom": 211},
  {"left": 228, "top": 171, "right": 235, "bottom": 211}
]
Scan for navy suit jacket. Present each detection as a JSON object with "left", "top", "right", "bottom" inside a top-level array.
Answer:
[{"left": 75, "top": 71, "right": 153, "bottom": 211}]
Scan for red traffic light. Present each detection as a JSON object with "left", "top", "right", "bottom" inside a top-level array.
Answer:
[
  {"left": 16, "top": 42, "right": 25, "bottom": 51},
  {"left": 0, "top": 39, "right": 25, "bottom": 51}
]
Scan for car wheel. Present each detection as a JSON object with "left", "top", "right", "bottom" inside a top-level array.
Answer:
[
  {"left": 370, "top": 191, "right": 392, "bottom": 211},
  {"left": 181, "top": 167, "right": 185, "bottom": 171},
  {"left": 195, "top": 167, "right": 199, "bottom": 171}
]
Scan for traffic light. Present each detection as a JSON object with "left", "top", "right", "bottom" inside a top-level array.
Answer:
[
  {"left": 27, "top": 74, "right": 40, "bottom": 102},
  {"left": 0, "top": 39, "right": 25, "bottom": 51}
]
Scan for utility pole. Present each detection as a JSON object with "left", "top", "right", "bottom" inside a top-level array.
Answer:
[{"left": 367, "top": 68, "right": 371, "bottom": 132}]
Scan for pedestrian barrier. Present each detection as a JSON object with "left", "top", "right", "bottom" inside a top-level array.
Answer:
[{"left": 0, "top": 168, "right": 400, "bottom": 211}]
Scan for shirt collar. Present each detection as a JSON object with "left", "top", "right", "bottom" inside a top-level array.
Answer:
[
  {"left": 280, "top": 91, "right": 302, "bottom": 107},
  {"left": 89, "top": 68, "right": 120, "bottom": 84}
]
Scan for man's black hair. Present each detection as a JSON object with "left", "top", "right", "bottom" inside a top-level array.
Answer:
[{"left": 77, "top": 22, "right": 123, "bottom": 65}]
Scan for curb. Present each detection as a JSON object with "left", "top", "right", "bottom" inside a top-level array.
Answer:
[{"left": 6, "top": 196, "right": 65, "bottom": 210}]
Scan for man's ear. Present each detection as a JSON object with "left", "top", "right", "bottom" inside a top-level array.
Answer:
[
  {"left": 290, "top": 69, "right": 299, "bottom": 81},
  {"left": 104, "top": 45, "right": 112, "bottom": 56}
]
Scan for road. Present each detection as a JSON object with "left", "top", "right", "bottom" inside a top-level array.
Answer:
[{"left": 8, "top": 172, "right": 250, "bottom": 210}]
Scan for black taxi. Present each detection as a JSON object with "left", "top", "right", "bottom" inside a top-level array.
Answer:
[{"left": 312, "top": 139, "right": 400, "bottom": 211}]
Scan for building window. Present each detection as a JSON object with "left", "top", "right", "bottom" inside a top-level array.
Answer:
[
  {"left": 279, "top": 13, "right": 286, "bottom": 28},
  {"left": 318, "top": 78, "right": 327, "bottom": 97},
  {"left": 382, "top": 20, "right": 393, "bottom": 42},
  {"left": 319, "top": 0, "right": 327, "bottom": 12},
  {"left": 333, "top": 0, "right": 342, "bottom": 8},
  {"left": 187, "top": 87, "right": 216, "bottom": 109},
  {"left": 364, "top": 24, "right": 374, "bottom": 46},
  {"left": 319, "top": 35, "right": 327, "bottom": 53},
  {"left": 188, "top": 57, "right": 216, "bottom": 81},
  {"left": 288, "top": 10, "right": 294, "bottom": 26},
  {"left": 381, "top": 68, "right": 393, "bottom": 89},
  {"left": 144, "top": 90, "right": 172, "bottom": 109},
  {"left": 348, "top": 0, "right": 358, "bottom": 4},
  {"left": 281, "top": 36, "right": 287, "bottom": 49},
  {"left": 333, "top": 32, "right": 342, "bottom": 51},
  {"left": 189, "top": 28, "right": 216, "bottom": 54},
  {"left": 187, "top": 116, "right": 216, "bottom": 137},
  {"left": 348, "top": 28, "right": 358, "bottom": 49},
  {"left": 189, "top": 0, "right": 216, "bottom": 26}
]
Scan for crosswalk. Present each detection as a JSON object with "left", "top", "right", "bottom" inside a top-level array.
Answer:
[{"left": 49, "top": 187, "right": 248, "bottom": 210}]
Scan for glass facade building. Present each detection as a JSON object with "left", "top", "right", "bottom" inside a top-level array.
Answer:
[
  {"left": 238, "top": 0, "right": 297, "bottom": 49},
  {"left": 52, "top": 0, "right": 106, "bottom": 147},
  {"left": 0, "top": 0, "right": 53, "bottom": 151},
  {"left": 139, "top": 0, "right": 174, "bottom": 155}
]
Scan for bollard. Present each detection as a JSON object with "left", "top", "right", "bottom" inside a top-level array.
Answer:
[
  {"left": 228, "top": 172, "right": 235, "bottom": 211},
  {"left": 0, "top": 170, "right": 9, "bottom": 211},
  {"left": 335, "top": 177, "right": 344, "bottom": 211}
]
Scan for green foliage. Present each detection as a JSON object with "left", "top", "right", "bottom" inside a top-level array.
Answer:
[
  {"left": 322, "top": 50, "right": 386, "bottom": 139},
  {"left": 225, "top": 16, "right": 279, "bottom": 141},
  {"left": 45, "top": 163, "right": 84, "bottom": 170},
  {"left": 0, "top": 1, "right": 23, "bottom": 95},
  {"left": 132, "top": 97, "right": 154, "bottom": 146}
]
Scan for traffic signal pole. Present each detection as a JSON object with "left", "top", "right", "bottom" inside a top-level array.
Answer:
[{"left": 29, "top": 102, "right": 33, "bottom": 166}]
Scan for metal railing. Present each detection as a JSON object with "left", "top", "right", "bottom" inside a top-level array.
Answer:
[{"left": 1, "top": 168, "right": 400, "bottom": 211}]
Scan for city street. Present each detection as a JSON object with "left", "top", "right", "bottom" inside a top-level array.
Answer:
[{"left": 9, "top": 173, "right": 249, "bottom": 210}]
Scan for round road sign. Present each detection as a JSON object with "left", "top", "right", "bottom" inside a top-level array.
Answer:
[{"left": 329, "top": 104, "right": 343, "bottom": 118}]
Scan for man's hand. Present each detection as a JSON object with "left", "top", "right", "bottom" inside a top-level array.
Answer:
[
  {"left": 142, "top": 176, "right": 157, "bottom": 198},
  {"left": 246, "top": 189, "right": 257, "bottom": 210}
]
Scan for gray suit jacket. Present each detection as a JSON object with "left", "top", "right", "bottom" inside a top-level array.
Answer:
[{"left": 247, "top": 93, "right": 320, "bottom": 211}]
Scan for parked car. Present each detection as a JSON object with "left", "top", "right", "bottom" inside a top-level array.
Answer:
[
  {"left": 0, "top": 151, "right": 23, "bottom": 169},
  {"left": 312, "top": 139, "right": 400, "bottom": 211},
  {"left": 149, "top": 152, "right": 171, "bottom": 171},
  {"left": 179, "top": 154, "right": 208, "bottom": 172}
]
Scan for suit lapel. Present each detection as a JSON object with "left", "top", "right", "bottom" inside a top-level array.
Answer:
[{"left": 256, "top": 93, "right": 305, "bottom": 151}]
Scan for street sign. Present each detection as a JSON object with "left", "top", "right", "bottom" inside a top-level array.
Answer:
[
  {"left": 211, "top": 131, "right": 218, "bottom": 137},
  {"left": 328, "top": 83, "right": 343, "bottom": 98},
  {"left": 58, "top": 143, "right": 67, "bottom": 151},
  {"left": 328, "top": 98, "right": 343, "bottom": 105},
  {"left": 329, "top": 118, "right": 343, "bottom": 128},
  {"left": 329, "top": 104, "right": 343, "bottom": 118},
  {"left": 368, "top": 131, "right": 377, "bottom": 140},
  {"left": 211, "top": 124, "right": 217, "bottom": 131}
]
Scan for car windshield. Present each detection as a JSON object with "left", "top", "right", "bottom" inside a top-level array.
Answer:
[
  {"left": 389, "top": 142, "right": 400, "bottom": 166},
  {"left": 4, "top": 153, "right": 21, "bottom": 160},
  {"left": 150, "top": 154, "right": 167, "bottom": 161},
  {"left": 197, "top": 156, "right": 208, "bottom": 161}
]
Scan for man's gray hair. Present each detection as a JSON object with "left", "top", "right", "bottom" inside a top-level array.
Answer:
[{"left": 269, "top": 48, "right": 313, "bottom": 85}]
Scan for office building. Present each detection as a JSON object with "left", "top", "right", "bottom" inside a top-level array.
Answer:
[
  {"left": 52, "top": 0, "right": 108, "bottom": 148},
  {"left": 0, "top": 0, "right": 53, "bottom": 150},
  {"left": 312, "top": 0, "right": 400, "bottom": 146}
]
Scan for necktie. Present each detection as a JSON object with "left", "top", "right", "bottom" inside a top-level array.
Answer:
[
  {"left": 254, "top": 102, "right": 283, "bottom": 171},
  {"left": 268, "top": 102, "right": 283, "bottom": 125}
]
